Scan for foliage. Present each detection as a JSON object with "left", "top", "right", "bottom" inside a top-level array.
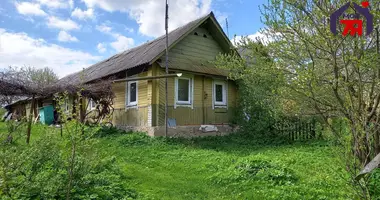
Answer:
[
  {"left": 368, "top": 169, "right": 380, "bottom": 199},
  {"left": 24, "top": 66, "right": 58, "bottom": 87},
  {"left": 0, "top": 66, "right": 58, "bottom": 105},
  {"left": 215, "top": 38, "right": 285, "bottom": 134},
  {"left": 0, "top": 109, "right": 6, "bottom": 118},
  {"left": 0, "top": 121, "right": 131, "bottom": 199},
  {"left": 241, "top": 0, "right": 380, "bottom": 198},
  {"left": 0, "top": 121, "right": 355, "bottom": 199}
]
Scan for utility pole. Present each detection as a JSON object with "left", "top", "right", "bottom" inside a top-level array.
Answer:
[
  {"left": 165, "top": 0, "right": 169, "bottom": 137},
  {"left": 225, "top": 18, "right": 229, "bottom": 39}
]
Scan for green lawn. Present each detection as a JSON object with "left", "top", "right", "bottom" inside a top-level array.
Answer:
[
  {"left": 97, "top": 130, "right": 353, "bottom": 199},
  {"left": 0, "top": 123, "right": 354, "bottom": 199}
]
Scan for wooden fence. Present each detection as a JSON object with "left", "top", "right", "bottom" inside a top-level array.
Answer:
[{"left": 274, "top": 117, "right": 317, "bottom": 141}]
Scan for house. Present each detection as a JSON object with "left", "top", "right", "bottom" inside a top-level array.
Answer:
[{"left": 8, "top": 12, "right": 239, "bottom": 136}]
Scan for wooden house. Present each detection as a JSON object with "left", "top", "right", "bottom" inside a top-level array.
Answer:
[{"left": 45, "top": 12, "right": 238, "bottom": 136}]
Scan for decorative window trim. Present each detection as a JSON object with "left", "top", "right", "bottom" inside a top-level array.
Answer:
[
  {"left": 126, "top": 81, "right": 138, "bottom": 107},
  {"left": 174, "top": 75, "right": 194, "bottom": 109},
  {"left": 213, "top": 80, "right": 228, "bottom": 109}
]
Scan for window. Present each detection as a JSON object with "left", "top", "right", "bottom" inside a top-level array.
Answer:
[
  {"left": 64, "top": 99, "right": 70, "bottom": 111},
  {"left": 175, "top": 77, "right": 192, "bottom": 105},
  {"left": 127, "top": 81, "right": 138, "bottom": 106},
  {"left": 88, "top": 99, "right": 96, "bottom": 110},
  {"left": 213, "top": 81, "right": 227, "bottom": 106}
]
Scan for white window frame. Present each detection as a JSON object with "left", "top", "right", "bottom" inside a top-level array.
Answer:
[
  {"left": 126, "top": 81, "right": 138, "bottom": 107},
  {"left": 88, "top": 99, "right": 96, "bottom": 110},
  {"left": 64, "top": 99, "right": 70, "bottom": 112},
  {"left": 213, "top": 80, "right": 227, "bottom": 107},
  {"left": 175, "top": 76, "right": 193, "bottom": 108}
]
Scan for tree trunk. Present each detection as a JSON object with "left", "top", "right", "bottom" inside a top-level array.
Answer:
[
  {"left": 26, "top": 95, "right": 35, "bottom": 144},
  {"left": 79, "top": 97, "right": 85, "bottom": 135}
]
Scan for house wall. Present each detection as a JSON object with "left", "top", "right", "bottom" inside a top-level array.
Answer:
[
  {"left": 110, "top": 26, "right": 237, "bottom": 128},
  {"left": 167, "top": 27, "right": 224, "bottom": 63},
  {"left": 155, "top": 64, "right": 237, "bottom": 126},
  {"left": 154, "top": 26, "right": 237, "bottom": 126},
  {"left": 112, "top": 71, "right": 150, "bottom": 127}
]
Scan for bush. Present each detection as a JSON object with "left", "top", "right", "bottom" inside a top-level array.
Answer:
[{"left": 0, "top": 121, "right": 135, "bottom": 199}]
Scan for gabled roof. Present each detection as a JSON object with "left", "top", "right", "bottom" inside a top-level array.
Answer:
[{"left": 57, "top": 12, "right": 232, "bottom": 85}]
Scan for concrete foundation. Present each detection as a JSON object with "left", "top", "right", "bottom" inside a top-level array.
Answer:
[{"left": 115, "top": 124, "right": 237, "bottom": 138}]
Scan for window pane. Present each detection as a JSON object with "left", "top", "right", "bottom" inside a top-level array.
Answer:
[
  {"left": 215, "top": 84, "right": 223, "bottom": 102},
  {"left": 178, "top": 79, "right": 189, "bottom": 102},
  {"left": 130, "top": 82, "right": 137, "bottom": 102}
]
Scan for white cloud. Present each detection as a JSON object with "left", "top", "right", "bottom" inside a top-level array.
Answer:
[
  {"left": 47, "top": 16, "right": 80, "bottom": 30},
  {"left": 95, "top": 24, "right": 134, "bottom": 52},
  {"left": 110, "top": 34, "right": 134, "bottom": 52},
  {"left": 0, "top": 29, "right": 100, "bottom": 77},
  {"left": 96, "top": 24, "right": 112, "bottom": 33},
  {"left": 71, "top": 8, "right": 94, "bottom": 20},
  {"left": 57, "top": 31, "right": 78, "bottom": 42},
  {"left": 97, "top": 43, "right": 106, "bottom": 53},
  {"left": 15, "top": 2, "right": 47, "bottom": 16},
  {"left": 125, "top": 27, "right": 134, "bottom": 33},
  {"left": 232, "top": 30, "right": 278, "bottom": 46},
  {"left": 36, "top": 0, "right": 70, "bottom": 9},
  {"left": 69, "top": 0, "right": 74, "bottom": 9},
  {"left": 82, "top": 0, "right": 212, "bottom": 37}
]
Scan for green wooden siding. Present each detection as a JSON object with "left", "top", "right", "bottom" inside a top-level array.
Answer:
[
  {"left": 162, "top": 27, "right": 224, "bottom": 65},
  {"left": 111, "top": 26, "right": 237, "bottom": 127}
]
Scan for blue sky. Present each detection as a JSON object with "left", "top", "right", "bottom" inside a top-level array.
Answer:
[{"left": 0, "top": 0, "right": 266, "bottom": 77}]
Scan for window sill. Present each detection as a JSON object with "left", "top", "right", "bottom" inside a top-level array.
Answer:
[
  {"left": 126, "top": 105, "right": 138, "bottom": 110},
  {"left": 175, "top": 104, "right": 192, "bottom": 108},
  {"left": 214, "top": 105, "right": 227, "bottom": 109}
]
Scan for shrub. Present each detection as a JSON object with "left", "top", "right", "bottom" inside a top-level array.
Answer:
[
  {"left": 0, "top": 121, "right": 135, "bottom": 199},
  {"left": 369, "top": 169, "right": 380, "bottom": 200}
]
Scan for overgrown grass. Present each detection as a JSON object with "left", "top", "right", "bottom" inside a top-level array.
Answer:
[{"left": 0, "top": 123, "right": 355, "bottom": 199}]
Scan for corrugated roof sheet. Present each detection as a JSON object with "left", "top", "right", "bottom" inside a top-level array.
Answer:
[{"left": 57, "top": 12, "right": 214, "bottom": 85}]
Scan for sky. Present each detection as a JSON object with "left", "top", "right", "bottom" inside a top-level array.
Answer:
[{"left": 0, "top": 0, "right": 266, "bottom": 78}]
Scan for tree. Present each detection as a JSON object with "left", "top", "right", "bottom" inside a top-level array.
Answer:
[
  {"left": 260, "top": 0, "right": 380, "bottom": 198},
  {"left": 215, "top": 37, "right": 285, "bottom": 134},
  {"left": 24, "top": 67, "right": 58, "bottom": 87},
  {"left": 0, "top": 66, "right": 58, "bottom": 106}
]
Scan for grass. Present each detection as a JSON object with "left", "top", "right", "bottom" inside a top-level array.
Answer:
[{"left": 0, "top": 123, "right": 354, "bottom": 199}]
